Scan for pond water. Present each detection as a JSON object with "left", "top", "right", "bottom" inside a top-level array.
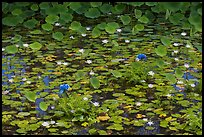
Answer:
[{"left": 2, "top": 14, "right": 202, "bottom": 135}]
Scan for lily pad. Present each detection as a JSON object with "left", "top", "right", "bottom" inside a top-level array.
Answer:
[
  {"left": 90, "top": 77, "right": 100, "bottom": 89},
  {"left": 29, "top": 42, "right": 42, "bottom": 51},
  {"left": 5, "top": 45, "right": 18, "bottom": 54},
  {"left": 39, "top": 101, "right": 49, "bottom": 111}
]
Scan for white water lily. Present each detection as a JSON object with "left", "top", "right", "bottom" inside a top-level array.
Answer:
[
  {"left": 79, "top": 49, "right": 84, "bottom": 53},
  {"left": 174, "top": 58, "right": 179, "bottom": 61},
  {"left": 23, "top": 44, "right": 29, "bottom": 47},
  {"left": 42, "top": 121, "right": 50, "bottom": 127},
  {"left": 166, "top": 94, "right": 172, "bottom": 97},
  {"left": 2, "top": 90, "right": 9, "bottom": 95},
  {"left": 93, "top": 102, "right": 99, "bottom": 106},
  {"left": 81, "top": 34, "right": 87, "bottom": 37},
  {"left": 136, "top": 102, "right": 142, "bottom": 106},
  {"left": 181, "top": 32, "right": 187, "bottom": 36},
  {"left": 117, "top": 15, "right": 121, "bottom": 18},
  {"left": 102, "top": 39, "right": 108, "bottom": 44},
  {"left": 148, "top": 71, "right": 154, "bottom": 76},
  {"left": 177, "top": 81, "right": 184, "bottom": 84},
  {"left": 190, "top": 84, "right": 196, "bottom": 87},
  {"left": 2, "top": 48, "right": 5, "bottom": 51},
  {"left": 125, "top": 40, "right": 130, "bottom": 43},
  {"left": 89, "top": 70, "right": 95, "bottom": 75},
  {"left": 140, "top": 80, "right": 146, "bottom": 83},
  {"left": 148, "top": 84, "right": 154, "bottom": 88},
  {"left": 83, "top": 97, "right": 88, "bottom": 101},
  {"left": 184, "top": 63, "right": 189, "bottom": 68},
  {"left": 50, "top": 121, "right": 55, "bottom": 124},
  {"left": 86, "top": 27, "right": 91, "bottom": 30},
  {"left": 70, "top": 110, "right": 75, "bottom": 113},
  {"left": 8, "top": 79, "right": 14, "bottom": 83},
  {"left": 54, "top": 23, "right": 61, "bottom": 26},
  {"left": 143, "top": 118, "right": 148, "bottom": 121},
  {"left": 86, "top": 60, "right": 92, "bottom": 64},
  {"left": 70, "top": 36, "right": 75, "bottom": 39},
  {"left": 56, "top": 61, "right": 62, "bottom": 65},
  {"left": 147, "top": 121, "right": 154, "bottom": 126},
  {"left": 16, "top": 44, "right": 20, "bottom": 47},
  {"left": 136, "top": 58, "right": 140, "bottom": 61},
  {"left": 173, "top": 43, "right": 179, "bottom": 46},
  {"left": 51, "top": 106, "right": 55, "bottom": 109},
  {"left": 116, "top": 28, "right": 122, "bottom": 32},
  {"left": 22, "top": 78, "right": 27, "bottom": 81},
  {"left": 63, "top": 62, "right": 68, "bottom": 66},
  {"left": 38, "top": 76, "right": 41, "bottom": 79},
  {"left": 186, "top": 44, "right": 191, "bottom": 48},
  {"left": 174, "top": 50, "right": 179, "bottom": 53},
  {"left": 26, "top": 81, "right": 31, "bottom": 84}
]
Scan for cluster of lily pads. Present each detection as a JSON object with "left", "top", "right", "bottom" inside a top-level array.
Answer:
[{"left": 2, "top": 2, "right": 202, "bottom": 135}]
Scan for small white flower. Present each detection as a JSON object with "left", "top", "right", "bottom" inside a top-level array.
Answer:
[
  {"left": 54, "top": 23, "right": 61, "bottom": 26},
  {"left": 38, "top": 76, "right": 41, "bottom": 79},
  {"left": 136, "top": 58, "right": 140, "bottom": 61},
  {"left": 166, "top": 94, "right": 171, "bottom": 97},
  {"left": 108, "top": 12, "right": 112, "bottom": 15},
  {"left": 174, "top": 50, "right": 179, "bottom": 53},
  {"left": 181, "top": 32, "right": 187, "bottom": 36},
  {"left": 51, "top": 106, "right": 55, "bottom": 109},
  {"left": 89, "top": 70, "right": 95, "bottom": 75},
  {"left": 148, "top": 84, "right": 154, "bottom": 88},
  {"left": 16, "top": 44, "right": 20, "bottom": 47},
  {"left": 147, "top": 121, "right": 154, "bottom": 126},
  {"left": 70, "top": 110, "right": 75, "bottom": 113},
  {"left": 186, "top": 44, "right": 191, "bottom": 48},
  {"left": 102, "top": 39, "right": 108, "bottom": 44},
  {"left": 81, "top": 34, "right": 87, "bottom": 37},
  {"left": 50, "top": 121, "right": 55, "bottom": 124},
  {"left": 143, "top": 118, "right": 148, "bottom": 121},
  {"left": 63, "top": 62, "right": 68, "bottom": 66},
  {"left": 22, "top": 78, "right": 27, "bottom": 81},
  {"left": 117, "top": 15, "right": 121, "bottom": 18},
  {"left": 11, "top": 75, "right": 16, "bottom": 78},
  {"left": 2, "top": 90, "right": 9, "bottom": 95},
  {"left": 83, "top": 97, "right": 88, "bottom": 101},
  {"left": 174, "top": 58, "right": 179, "bottom": 61},
  {"left": 136, "top": 102, "right": 142, "bottom": 106},
  {"left": 116, "top": 29, "right": 122, "bottom": 32},
  {"left": 42, "top": 122, "right": 50, "bottom": 127},
  {"left": 148, "top": 71, "right": 155, "bottom": 76},
  {"left": 23, "top": 44, "right": 29, "bottom": 47},
  {"left": 177, "top": 81, "right": 184, "bottom": 84},
  {"left": 173, "top": 43, "right": 179, "bottom": 46},
  {"left": 93, "top": 102, "right": 99, "bottom": 106},
  {"left": 26, "top": 81, "right": 31, "bottom": 84},
  {"left": 79, "top": 49, "right": 84, "bottom": 53},
  {"left": 2, "top": 48, "right": 5, "bottom": 51},
  {"left": 70, "top": 36, "right": 75, "bottom": 39},
  {"left": 140, "top": 80, "right": 146, "bottom": 83},
  {"left": 184, "top": 63, "right": 189, "bottom": 68},
  {"left": 125, "top": 40, "right": 130, "bottom": 43},
  {"left": 86, "top": 60, "right": 92, "bottom": 64},
  {"left": 56, "top": 61, "right": 62, "bottom": 65},
  {"left": 194, "top": 93, "right": 199, "bottom": 96},
  {"left": 190, "top": 84, "right": 196, "bottom": 87},
  {"left": 8, "top": 79, "right": 14, "bottom": 83},
  {"left": 86, "top": 27, "right": 91, "bottom": 30}
]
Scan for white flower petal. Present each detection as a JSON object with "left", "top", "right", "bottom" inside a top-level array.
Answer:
[
  {"left": 147, "top": 121, "right": 154, "bottom": 126},
  {"left": 23, "top": 44, "right": 29, "bottom": 47},
  {"left": 148, "top": 84, "right": 154, "bottom": 88},
  {"left": 63, "top": 62, "right": 68, "bottom": 66},
  {"left": 125, "top": 40, "right": 130, "bottom": 43},
  {"left": 184, "top": 63, "right": 189, "bottom": 68},
  {"left": 102, "top": 39, "right": 108, "bottom": 44},
  {"left": 148, "top": 71, "right": 154, "bottom": 76},
  {"left": 83, "top": 97, "right": 88, "bottom": 101},
  {"left": 93, "top": 102, "right": 99, "bottom": 106},
  {"left": 116, "top": 29, "right": 122, "bottom": 32},
  {"left": 173, "top": 43, "right": 179, "bottom": 46},
  {"left": 190, "top": 84, "right": 196, "bottom": 87},
  {"left": 86, "top": 60, "right": 92, "bottom": 64},
  {"left": 181, "top": 32, "right": 187, "bottom": 36},
  {"left": 81, "top": 34, "right": 87, "bottom": 37}
]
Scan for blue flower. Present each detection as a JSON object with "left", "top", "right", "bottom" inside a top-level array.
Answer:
[
  {"left": 59, "top": 84, "right": 70, "bottom": 97},
  {"left": 136, "top": 54, "right": 147, "bottom": 61}
]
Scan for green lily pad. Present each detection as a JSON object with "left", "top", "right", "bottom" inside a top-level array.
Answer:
[
  {"left": 175, "top": 68, "right": 183, "bottom": 78},
  {"left": 111, "top": 70, "right": 122, "bottom": 78},
  {"left": 23, "top": 18, "right": 38, "bottom": 29},
  {"left": 155, "top": 45, "right": 167, "bottom": 57},
  {"left": 92, "top": 27, "right": 101, "bottom": 38},
  {"left": 90, "top": 77, "right": 100, "bottom": 89},
  {"left": 29, "top": 42, "right": 42, "bottom": 51},
  {"left": 138, "top": 15, "right": 149, "bottom": 24},
  {"left": 70, "top": 21, "right": 82, "bottom": 31},
  {"left": 160, "top": 120, "right": 169, "bottom": 128},
  {"left": 39, "top": 101, "right": 49, "bottom": 111},
  {"left": 52, "top": 32, "right": 64, "bottom": 41},
  {"left": 107, "top": 123, "right": 124, "bottom": 131},
  {"left": 5, "top": 45, "right": 18, "bottom": 54},
  {"left": 165, "top": 73, "right": 176, "bottom": 84},
  {"left": 85, "top": 8, "right": 101, "bottom": 18},
  {"left": 42, "top": 23, "right": 53, "bottom": 31},
  {"left": 120, "top": 15, "right": 131, "bottom": 25},
  {"left": 24, "top": 92, "right": 37, "bottom": 102},
  {"left": 161, "top": 36, "right": 171, "bottom": 46}
]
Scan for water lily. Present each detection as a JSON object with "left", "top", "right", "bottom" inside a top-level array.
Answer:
[
  {"left": 147, "top": 121, "right": 154, "bottom": 126},
  {"left": 2, "top": 90, "right": 9, "bottom": 95},
  {"left": 16, "top": 44, "right": 20, "bottom": 47},
  {"left": 50, "top": 121, "right": 55, "bottom": 124},
  {"left": 63, "top": 62, "right": 68, "bottom": 66},
  {"left": 70, "top": 110, "right": 75, "bottom": 113},
  {"left": 177, "top": 81, "right": 184, "bottom": 84},
  {"left": 54, "top": 23, "right": 61, "bottom": 26},
  {"left": 186, "top": 44, "right": 191, "bottom": 48},
  {"left": 51, "top": 106, "right": 55, "bottom": 109},
  {"left": 136, "top": 102, "right": 142, "bottom": 106},
  {"left": 89, "top": 70, "right": 95, "bottom": 75},
  {"left": 174, "top": 50, "right": 179, "bottom": 53},
  {"left": 83, "top": 97, "right": 88, "bottom": 101},
  {"left": 59, "top": 84, "right": 70, "bottom": 97},
  {"left": 79, "top": 49, "right": 84, "bottom": 53},
  {"left": 148, "top": 84, "right": 154, "bottom": 88},
  {"left": 70, "top": 36, "right": 75, "bottom": 39},
  {"left": 174, "top": 58, "right": 179, "bottom": 61},
  {"left": 125, "top": 40, "right": 130, "bottom": 43},
  {"left": 184, "top": 63, "right": 189, "bottom": 68},
  {"left": 136, "top": 54, "right": 147, "bottom": 61},
  {"left": 22, "top": 78, "right": 27, "bottom": 81},
  {"left": 81, "top": 34, "right": 87, "bottom": 37},
  {"left": 23, "top": 44, "right": 29, "bottom": 47},
  {"left": 86, "top": 27, "right": 91, "bottom": 30},
  {"left": 143, "top": 118, "right": 148, "bottom": 121},
  {"left": 116, "top": 28, "right": 122, "bottom": 33},
  {"left": 56, "top": 61, "right": 62, "bottom": 65},
  {"left": 8, "top": 79, "right": 14, "bottom": 83},
  {"left": 42, "top": 121, "right": 50, "bottom": 127},
  {"left": 93, "top": 102, "right": 99, "bottom": 106},
  {"left": 148, "top": 71, "right": 154, "bottom": 76},
  {"left": 102, "top": 39, "right": 108, "bottom": 44},
  {"left": 190, "top": 84, "right": 196, "bottom": 87},
  {"left": 166, "top": 94, "right": 172, "bottom": 97},
  {"left": 86, "top": 60, "right": 92, "bottom": 64},
  {"left": 26, "top": 81, "right": 31, "bottom": 84},
  {"left": 173, "top": 43, "right": 179, "bottom": 46},
  {"left": 181, "top": 32, "right": 187, "bottom": 36}
]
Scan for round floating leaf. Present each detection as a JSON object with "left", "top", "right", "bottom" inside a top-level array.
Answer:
[
  {"left": 160, "top": 120, "right": 169, "bottom": 128},
  {"left": 75, "top": 71, "right": 85, "bottom": 81},
  {"left": 31, "top": 4, "right": 39, "bottom": 11},
  {"left": 85, "top": 8, "right": 101, "bottom": 18},
  {"left": 30, "top": 30, "right": 43, "bottom": 34},
  {"left": 39, "top": 101, "right": 49, "bottom": 111},
  {"left": 97, "top": 22, "right": 106, "bottom": 30},
  {"left": 155, "top": 45, "right": 167, "bottom": 57},
  {"left": 175, "top": 68, "right": 183, "bottom": 78},
  {"left": 25, "top": 92, "right": 37, "bottom": 103},
  {"left": 5, "top": 45, "right": 18, "bottom": 54},
  {"left": 161, "top": 36, "right": 171, "bottom": 46},
  {"left": 92, "top": 27, "right": 101, "bottom": 38},
  {"left": 107, "top": 123, "right": 123, "bottom": 131},
  {"left": 90, "top": 77, "right": 100, "bottom": 89},
  {"left": 160, "top": 2, "right": 182, "bottom": 12},
  {"left": 120, "top": 15, "right": 131, "bottom": 25},
  {"left": 115, "top": 4, "right": 126, "bottom": 12},
  {"left": 45, "top": 15, "right": 59, "bottom": 24},
  {"left": 111, "top": 70, "right": 122, "bottom": 78},
  {"left": 11, "top": 8, "right": 23, "bottom": 15},
  {"left": 165, "top": 73, "right": 176, "bottom": 84},
  {"left": 60, "top": 13, "right": 73, "bottom": 23},
  {"left": 105, "top": 26, "right": 116, "bottom": 34},
  {"left": 99, "top": 3, "right": 112, "bottom": 14},
  {"left": 70, "top": 21, "right": 81, "bottom": 31},
  {"left": 42, "top": 23, "right": 53, "bottom": 31},
  {"left": 145, "top": 2, "right": 157, "bottom": 6},
  {"left": 129, "top": 2, "right": 144, "bottom": 7},
  {"left": 23, "top": 18, "right": 38, "bottom": 29},
  {"left": 134, "top": 9, "right": 142, "bottom": 19},
  {"left": 138, "top": 15, "right": 149, "bottom": 24},
  {"left": 2, "top": 16, "right": 23, "bottom": 26},
  {"left": 156, "top": 59, "right": 165, "bottom": 68},
  {"left": 69, "top": 2, "right": 81, "bottom": 11},
  {"left": 52, "top": 32, "right": 64, "bottom": 41},
  {"left": 197, "top": 8, "right": 202, "bottom": 16},
  {"left": 134, "top": 24, "right": 144, "bottom": 31},
  {"left": 39, "top": 2, "right": 50, "bottom": 9},
  {"left": 29, "top": 42, "right": 42, "bottom": 51},
  {"left": 90, "top": 2, "right": 102, "bottom": 7}
]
